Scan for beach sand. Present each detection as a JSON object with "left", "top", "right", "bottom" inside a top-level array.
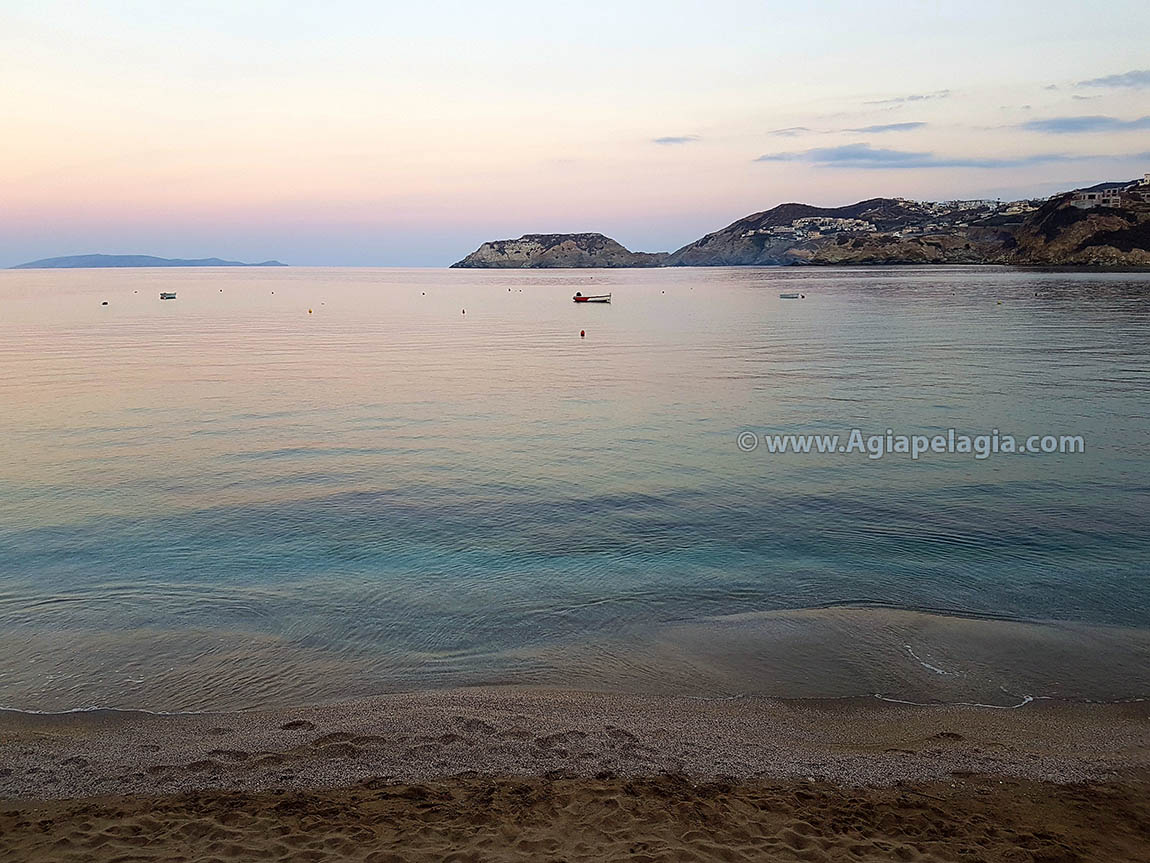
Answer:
[{"left": 2, "top": 688, "right": 1148, "bottom": 860}]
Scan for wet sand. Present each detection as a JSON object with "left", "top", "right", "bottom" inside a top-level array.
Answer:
[{"left": 2, "top": 687, "right": 1148, "bottom": 861}]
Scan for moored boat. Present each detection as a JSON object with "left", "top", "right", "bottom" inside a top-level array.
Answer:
[
  {"left": 779, "top": 292, "right": 801, "bottom": 299},
  {"left": 573, "top": 292, "right": 611, "bottom": 303},
  {"left": 159, "top": 292, "right": 177, "bottom": 300}
]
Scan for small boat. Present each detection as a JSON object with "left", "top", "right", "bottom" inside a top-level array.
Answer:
[
  {"left": 159, "top": 292, "right": 177, "bottom": 300},
  {"left": 779, "top": 292, "right": 801, "bottom": 299},
  {"left": 573, "top": 292, "right": 611, "bottom": 303}
]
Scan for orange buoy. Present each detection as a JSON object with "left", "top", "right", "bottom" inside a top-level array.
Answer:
[
  {"left": 580, "top": 330, "right": 585, "bottom": 338},
  {"left": 308, "top": 309, "right": 313, "bottom": 314}
]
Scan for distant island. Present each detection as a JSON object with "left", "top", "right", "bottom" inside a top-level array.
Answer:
[
  {"left": 11, "top": 254, "right": 287, "bottom": 269},
  {"left": 453, "top": 174, "right": 1150, "bottom": 268}
]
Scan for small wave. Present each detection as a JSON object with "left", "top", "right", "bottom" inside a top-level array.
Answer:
[{"left": 905, "top": 644, "right": 953, "bottom": 676}]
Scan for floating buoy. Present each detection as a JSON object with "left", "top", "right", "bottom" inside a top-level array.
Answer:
[
  {"left": 580, "top": 330, "right": 585, "bottom": 338},
  {"left": 801, "top": 294, "right": 806, "bottom": 299},
  {"left": 421, "top": 292, "right": 425, "bottom": 295},
  {"left": 101, "top": 301, "right": 108, "bottom": 306},
  {"left": 462, "top": 309, "right": 466, "bottom": 315},
  {"left": 308, "top": 309, "right": 313, "bottom": 314}
]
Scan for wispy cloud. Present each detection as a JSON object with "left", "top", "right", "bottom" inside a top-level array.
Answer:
[
  {"left": 844, "top": 122, "right": 927, "bottom": 133},
  {"left": 754, "top": 143, "right": 1077, "bottom": 169},
  {"left": 864, "top": 89, "right": 950, "bottom": 106},
  {"left": 652, "top": 135, "right": 699, "bottom": 145},
  {"left": 1020, "top": 115, "right": 1150, "bottom": 133},
  {"left": 1078, "top": 69, "right": 1150, "bottom": 89},
  {"left": 767, "top": 126, "right": 810, "bottom": 137}
]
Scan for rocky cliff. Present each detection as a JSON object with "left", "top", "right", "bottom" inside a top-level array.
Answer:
[
  {"left": 451, "top": 233, "right": 666, "bottom": 268},
  {"left": 1004, "top": 194, "right": 1150, "bottom": 266}
]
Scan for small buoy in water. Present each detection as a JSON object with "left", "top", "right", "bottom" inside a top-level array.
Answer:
[
  {"left": 101, "top": 301, "right": 108, "bottom": 305},
  {"left": 580, "top": 330, "right": 585, "bottom": 338},
  {"left": 422, "top": 292, "right": 425, "bottom": 295},
  {"left": 462, "top": 308, "right": 466, "bottom": 315},
  {"left": 308, "top": 309, "right": 313, "bottom": 314},
  {"left": 801, "top": 294, "right": 806, "bottom": 299}
]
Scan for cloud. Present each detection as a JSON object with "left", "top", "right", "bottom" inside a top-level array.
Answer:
[
  {"left": 767, "top": 126, "right": 810, "bottom": 137},
  {"left": 754, "top": 142, "right": 1078, "bottom": 169},
  {"left": 1078, "top": 69, "right": 1150, "bottom": 89},
  {"left": 652, "top": 135, "right": 699, "bottom": 145},
  {"left": 844, "top": 122, "right": 927, "bottom": 133},
  {"left": 864, "top": 89, "right": 950, "bottom": 105},
  {"left": 1020, "top": 115, "right": 1150, "bottom": 133}
]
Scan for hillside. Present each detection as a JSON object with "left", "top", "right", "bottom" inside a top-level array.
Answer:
[
  {"left": 452, "top": 177, "right": 1150, "bottom": 269},
  {"left": 12, "top": 254, "right": 287, "bottom": 269},
  {"left": 1005, "top": 194, "right": 1150, "bottom": 266},
  {"left": 451, "top": 234, "right": 666, "bottom": 268}
]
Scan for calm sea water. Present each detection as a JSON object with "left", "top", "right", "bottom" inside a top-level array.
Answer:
[{"left": 1, "top": 265, "right": 1148, "bottom": 712}]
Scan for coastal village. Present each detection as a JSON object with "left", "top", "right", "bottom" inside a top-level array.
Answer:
[{"left": 740, "top": 173, "right": 1150, "bottom": 243}]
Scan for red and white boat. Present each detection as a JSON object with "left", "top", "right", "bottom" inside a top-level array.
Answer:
[{"left": 573, "top": 292, "right": 611, "bottom": 303}]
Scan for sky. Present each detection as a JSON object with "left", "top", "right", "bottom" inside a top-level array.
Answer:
[{"left": 2, "top": 0, "right": 1149, "bottom": 266}]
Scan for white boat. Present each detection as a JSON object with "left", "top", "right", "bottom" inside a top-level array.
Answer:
[
  {"left": 573, "top": 292, "right": 611, "bottom": 303},
  {"left": 779, "top": 292, "right": 802, "bottom": 299},
  {"left": 159, "top": 292, "right": 177, "bottom": 300}
]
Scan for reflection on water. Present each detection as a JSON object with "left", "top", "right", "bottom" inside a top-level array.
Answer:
[{"left": 1, "top": 265, "right": 1148, "bottom": 711}]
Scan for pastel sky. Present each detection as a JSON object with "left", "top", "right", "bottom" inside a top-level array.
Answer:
[{"left": 3, "top": 0, "right": 1149, "bottom": 266}]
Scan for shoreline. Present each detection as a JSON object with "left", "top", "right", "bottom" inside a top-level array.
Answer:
[
  {"left": 3, "top": 687, "right": 1147, "bottom": 801},
  {"left": 3, "top": 687, "right": 1147, "bottom": 861}
]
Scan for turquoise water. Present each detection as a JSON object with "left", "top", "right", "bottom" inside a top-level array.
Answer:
[{"left": 1, "top": 266, "right": 1148, "bottom": 711}]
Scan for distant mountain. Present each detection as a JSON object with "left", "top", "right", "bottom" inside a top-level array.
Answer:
[
  {"left": 11, "top": 254, "right": 287, "bottom": 269},
  {"left": 451, "top": 233, "right": 666, "bottom": 268}
]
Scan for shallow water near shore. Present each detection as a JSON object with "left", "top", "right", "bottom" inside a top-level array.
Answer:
[{"left": 1, "top": 265, "right": 1149, "bottom": 712}]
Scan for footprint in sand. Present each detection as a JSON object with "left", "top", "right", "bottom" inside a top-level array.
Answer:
[
  {"left": 310, "top": 732, "right": 356, "bottom": 747},
  {"left": 280, "top": 719, "right": 316, "bottom": 731}
]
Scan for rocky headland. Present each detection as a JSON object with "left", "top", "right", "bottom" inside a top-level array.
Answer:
[
  {"left": 451, "top": 233, "right": 666, "bottom": 268},
  {"left": 453, "top": 176, "right": 1150, "bottom": 268}
]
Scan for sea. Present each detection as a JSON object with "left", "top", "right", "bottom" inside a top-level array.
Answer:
[{"left": 1, "top": 265, "right": 1148, "bottom": 712}]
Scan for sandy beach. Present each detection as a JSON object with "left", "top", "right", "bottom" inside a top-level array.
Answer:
[{"left": 2, "top": 687, "right": 1148, "bottom": 861}]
